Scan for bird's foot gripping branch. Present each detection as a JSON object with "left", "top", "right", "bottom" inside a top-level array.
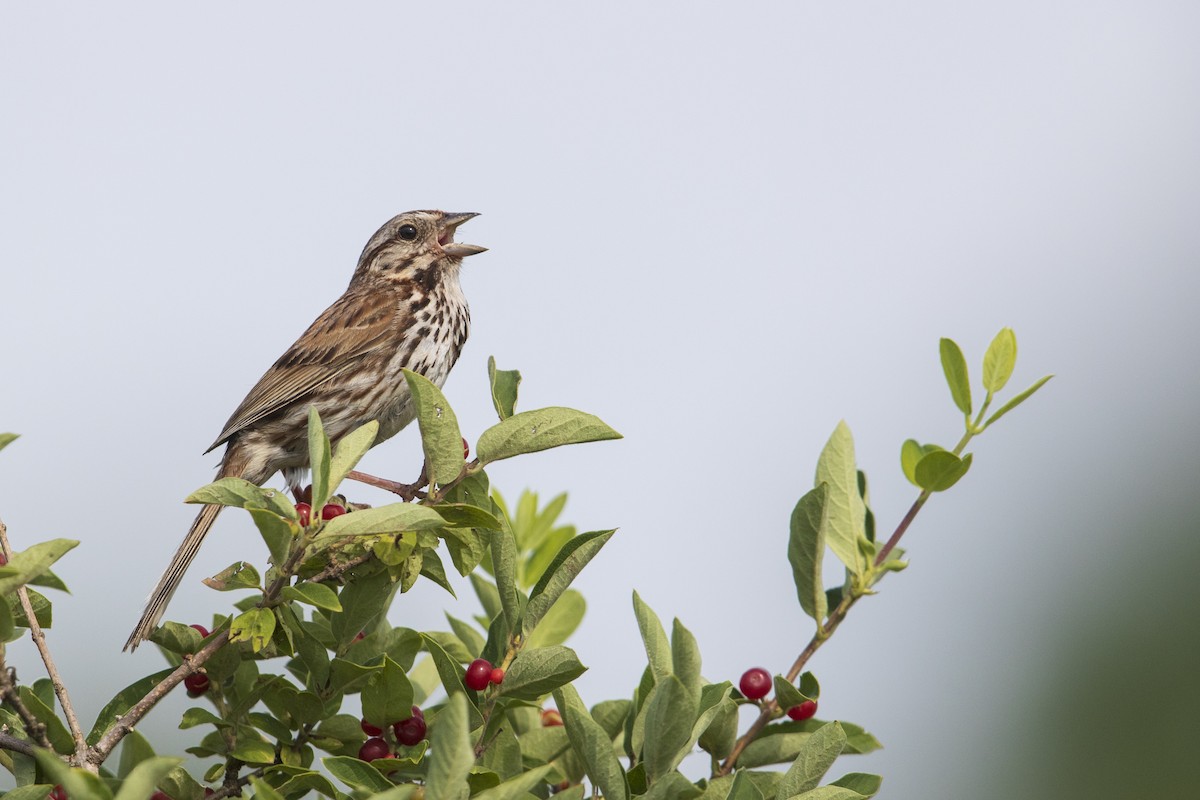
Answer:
[{"left": 0, "top": 331, "right": 1050, "bottom": 799}]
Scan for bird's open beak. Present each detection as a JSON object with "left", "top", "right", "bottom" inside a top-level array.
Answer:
[{"left": 439, "top": 212, "right": 487, "bottom": 258}]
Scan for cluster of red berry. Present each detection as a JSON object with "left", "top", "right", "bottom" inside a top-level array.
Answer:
[
  {"left": 184, "top": 624, "right": 213, "bottom": 697},
  {"left": 739, "top": 667, "right": 818, "bottom": 721},
  {"left": 463, "top": 658, "right": 505, "bottom": 690},
  {"left": 294, "top": 502, "right": 346, "bottom": 527},
  {"left": 358, "top": 706, "right": 427, "bottom": 761}
]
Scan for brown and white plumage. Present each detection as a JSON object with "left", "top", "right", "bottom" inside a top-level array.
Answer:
[{"left": 124, "top": 210, "right": 485, "bottom": 651}]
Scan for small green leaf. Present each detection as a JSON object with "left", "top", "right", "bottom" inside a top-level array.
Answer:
[
  {"left": 788, "top": 787, "right": 866, "bottom": 800},
  {"left": 913, "top": 451, "right": 973, "bottom": 492},
  {"left": 982, "top": 327, "right": 1018, "bottom": 393},
  {"left": 11, "top": 587, "right": 52, "bottom": 628},
  {"left": 491, "top": 526, "right": 521, "bottom": 634},
  {"left": 476, "top": 407, "right": 621, "bottom": 465},
  {"left": 425, "top": 692, "right": 473, "bottom": 800},
  {"left": 322, "top": 756, "right": 392, "bottom": 792},
  {"left": 788, "top": 484, "right": 829, "bottom": 625},
  {"left": 487, "top": 356, "right": 522, "bottom": 421},
  {"left": 899, "top": 439, "right": 922, "bottom": 486},
  {"left": 202, "top": 561, "right": 261, "bottom": 591},
  {"left": 815, "top": 422, "right": 867, "bottom": 576},
  {"left": 316, "top": 503, "right": 447, "bottom": 537},
  {"left": 281, "top": 582, "right": 342, "bottom": 611},
  {"left": 0, "top": 539, "right": 79, "bottom": 596},
  {"left": 19, "top": 686, "right": 74, "bottom": 754},
  {"left": 402, "top": 369, "right": 466, "bottom": 488},
  {"left": 829, "top": 773, "right": 882, "bottom": 798},
  {"left": 248, "top": 777, "right": 287, "bottom": 800},
  {"left": 499, "top": 646, "right": 587, "bottom": 700},
  {"left": 432, "top": 503, "right": 503, "bottom": 530},
  {"left": 111, "top": 756, "right": 182, "bottom": 800},
  {"left": 328, "top": 420, "right": 379, "bottom": 495},
  {"left": 939, "top": 337, "right": 972, "bottom": 415},
  {"left": 248, "top": 508, "right": 296, "bottom": 566},
  {"left": 983, "top": 374, "right": 1054, "bottom": 429},
  {"left": 632, "top": 591, "right": 672, "bottom": 680},
  {"left": 184, "top": 478, "right": 296, "bottom": 519},
  {"left": 308, "top": 407, "right": 333, "bottom": 510},
  {"left": 671, "top": 618, "right": 702, "bottom": 700},
  {"left": 0, "top": 433, "right": 18, "bottom": 453},
  {"left": 521, "top": 530, "right": 614, "bottom": 640},
  {"left": 642, "top": 676, "right": 697, "bottom": 782},
  {"left": 554, "top": 685, "right": 630, "bottom": 800},
  {"left": 230, "top": 608, "right": 276, "bottom": 652},
  {"left": 88, "top": 668, "right": 174, "bottom": 745},
  {"left": 179, "top": 707, "right": 225, "bottom": 729},
  {"left": 362, "top": 656, "right": 414, "bottom": 729},
  {"left": 776, "top": 721, "right": 847, "bottom": 798},
  {"left": 773, "top": 675, "right": 815, "bottom": 713}
]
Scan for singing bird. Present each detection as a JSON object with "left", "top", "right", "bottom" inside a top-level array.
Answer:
[{"left": 125, "top": 210, "right": 485, "bottom": 651}]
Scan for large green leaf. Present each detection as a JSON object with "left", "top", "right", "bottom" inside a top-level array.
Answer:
[
  {"left": 362, "top": 656, "right": 414, "bottom": 729},
  {"left": 521, "top": 530, "right": 613, "bottom": 639},
  {"left": 642, "top": 676, "right": 697, "bottom": 782},
  {"left": 814, "top": 422, "right": 867, "bottom": 576},
  {"left": 111, "top": 757, "right": 182, "bottom": 800},
  {"left": 788, "top": 484, "right": 829, "bottom": 625},
  {"left": 402, "top": 369, "right": 466, "bottom": 488},
  {"left": 554, "top": 685, "right": 630, "bottom": 800},
  {"left": 913, "top": 451, "right": 973, "bottom": 492},
  {"left": 632, "top": 591, "right": 672, "bottom": 680},
  {"left": 425, "top": 692, "right": 472, "bottom": 800},
  {"left": 775, "top": 721, "right": 847, "bottom": 798},
  {"left": 184, "top": 478, "right": 296, "bottom": 520},
  {"left": 499, "top": 645, "right": 587, "bottom": 700},
  {"left": 0, "top": 539, "right": 78, "bottom": 596},
  {"left": 328, "top": 420, "right": 379, "bottom": 494},
  {"left": 476, "top": 407, "right": 621, "bottom": 465},
  {"left": 316, "top": 503, "right": 446, "bottom": 537},
  {"left": 308, "top": 407, "right": 333, "bottom": 510}
]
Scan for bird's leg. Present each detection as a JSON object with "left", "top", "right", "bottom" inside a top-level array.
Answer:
[{"left": 346, "top": 464, "right": 428, "bottom": 502}]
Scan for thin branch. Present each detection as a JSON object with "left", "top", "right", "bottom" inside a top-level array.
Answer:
[
  {"left": 307, "top": 550, "right": 374, "bottom": 585},
  {"left": 0, "top": 518, "right": 85, "bottom": 757},
  {"left": 87, "top": 631, "right": 229, "bottom": 763},
  {"left": 0, "top": 664, "right": 52, "bottom": 750},
  {"left": 0, "top": 730, "right": 37, "bottom": 757}
]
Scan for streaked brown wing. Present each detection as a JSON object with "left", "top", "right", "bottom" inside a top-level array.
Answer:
[{"left": 206, "top": 288, "right": 400, "bottom": 452}]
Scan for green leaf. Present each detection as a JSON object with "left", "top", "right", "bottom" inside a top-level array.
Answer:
[
  {"left": 788, "top": 788, "right": 866, "bottom": 800},
  {"left": 248, "top": 508, "right": 296, "bottom": 566},
  {"left": 184, "top": 477, "right": 296, "bottom": 519},
  {"left": 328, "top": 420, "right": 379, "bottom": 494},
  {"left": 776, "top": 721, "right": 847, "bottom": 798},
  {"left": 88, "top": 668, "right": 174, "bottom": 744},
  {"left": 983, "top": 374, "right": 1054, "bottom": 429},
  {"left": 230, "top": 608, "right": 276, "bottom": 652},
  {"left": 913, "top": 451, "right": 973, "bottom": 492},
  {"left": 476, "top": 407, "right": 622, "bottom": 465},
  {"left": 799, "top": 671, "right": 821, "bottom": 700},
  {"left": 426, "top": 692, "right": 473, "bottom": 800},
  {"left": 32, "top": 749, "right": 111, "bottom": 800},
  {"left": 11, "top": 587, "right": 51, "bottom": 628},
  {"left": 554, "top": 685, "right": 630, "bottom": 800},
  {"left": 471, "top": 765, "right": 554, "bottom": 800},
  {"left": 402, "top": 368, "right": 466, "bottom": 488},
  {"left": 19, "top": 686, "right": 73, "bottom": 754},
  {"left": 491, "top": 526, "right": 521, "bottom": 634},
  {"left": 111, "top": 757, "right": 182, "bottom": 800},
  {"left": 471, "top": 574, "right": 502, "bottom": 621},
  {"left": 727, "top": 771, "right": 767, "bottom": 800},
  {"left": 330, "top": 568, "right": 393, "bottom": 645},
  {"left": 0, "top": 596, "right": 14, "bottom": 642},
  {"left": 362, "top": 656, "right": 414, "bottom": 729},
  {"left": 316, "top": 503, "right": 447, "bottom": 537},
  {"left": 0, "top": 539, "right": 79, "bottom": 596},
  {"left": 308, "top": 406, "right": 333, "bottom": 510},
  {"left": 899, "top": 439, "right": 922, "bottom": 486},
  {"left": 632, "top": 591, "right": 672, "bottom": 680},
  {"left": 814, "top": 422, "right": 867, "bottom": 576},
  {"left": 433, "top": 503, "right": 503, "bottom": 530},
  {"left": 499, "top": 645, "right": 587, "bottom": 700},
  {"left": 829, "top": 773, "right": 882, "bottom": 798},
  {"left": 522, "top": 530, "right": 613, "bottom": 640},
  {"left": 281, "top": 582, "right": 342, "bottom": 612},
  {"left": 524, "top": 589, "right": 585, "bottom": 649},
  {"left": 643, "top": 675, "right": 697, "bottom": 782},
  {"left": 671, "top": 618, "right": 702, "bottom": 700},
  {"left": 116, "top": 729, "right": 155, "bottom": 778},
  {"left": 643, "top": 771, "right": 702, "bottom": 800},
  {"left": 249, "top": 777, "right": 287, "bottom": 800},
  {"left": 982, "top": 327, "right": 1018, "bottom": 393},
  {"left": 203, "top": 561, "right": 261, "bottom": 591},
  {"left": 939, "top": 337, "right": 972, "bottom": 415},
  {"left": 323, "top": 756, "right": 392, "bottom": 792},
  {"left": 440, "top": 527, "right": 489, "bottom": 576},
  {"left": 179, "top": 707, "right": 225, "bottom": 729},
  {"left": 773, "top": 675, "right": 813, "bottom": 713},
  {"left": 487, "top": 356, "right": 522, "bottom": 421},
  {"left": 0, "top": 433, "right": 18, "bottom": 453},
  {"left": 840, "top": 722, "right": 884, "bottom": 754},
  {"left": 788, "top": 484, "right": 829, "bottom": 625}
]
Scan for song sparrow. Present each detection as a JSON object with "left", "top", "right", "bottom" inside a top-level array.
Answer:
[{"left": 124, "top": 210, "right": 485, "bottom": 651}]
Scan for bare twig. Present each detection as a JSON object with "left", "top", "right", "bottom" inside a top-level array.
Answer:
[
  {"left": 0, "top": 730, "right": 37, "bottom": 757},
  {"left": 0, "top": 518, "right": 87, "bottom": 761},
  {"left": 0, "top": 663, "right": 52, "bottom": 750}
]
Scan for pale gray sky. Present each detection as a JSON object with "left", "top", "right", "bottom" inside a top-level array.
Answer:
[{"left": 2, "top": 3, "right": 1198, "bottom": 797}]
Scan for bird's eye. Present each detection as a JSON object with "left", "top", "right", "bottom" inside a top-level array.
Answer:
[{"left": 398, "top": 224, "right": 418, "bottom": 241}]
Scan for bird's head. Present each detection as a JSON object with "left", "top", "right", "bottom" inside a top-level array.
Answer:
[{"left": 352, "top": 210, "right": 486, "bottom": 285}]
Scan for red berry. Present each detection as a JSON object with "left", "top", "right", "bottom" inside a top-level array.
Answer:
[
  {"left": 541, "top": 709, "right": 563, "bottom": 727},
  {"left": 411, "top": 704, "right": 424, "bottom": 719},
  {"left": 190, "top": 624, "right": 210, "bottom": 638},
  {"left": 49, "top": 786, "right": 67, "bottom": 800},
  {"left": 184, "top": 673, "right": 210, "bottom": 697},
  {"left": 394, "top": 714, "right": 427, "bottom": 745},
  {"left": 353, "top": 631, "right": 366, "bottom": 642},
  {"left": 739, "top": 667, "right": 772, "bottom": 700},
  {"left": 0, "top": 552, "right": 8, "bottom": 567},
  {"left": 321, "top": 503, "right": 347, "bottom": 520},
  {"left": 462, "top": 437, "right": 470, "bottom": 459},
  {"left": 464, "top": 658, "right": 493, "bottom": 691},
  {"left": 490, "top": 667, "right": 505, "bottom": 685},
  {"left": 295, "top": 502, "right": 312, "bottom": 526},
  {"left": 204, "top": 791, "right": 214, "bottom": 798},
  {"left": 357, "top": 737, "right": 390, "bottom": 762},
  {"left": 151, "top": 793, "right": 171, "bottom": 800},
  {"left": 787, "top": 700, "right": 818, "bottom": 721},
  {"left": 361, "top": 718, "right": 383, "bottom": 736}
]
